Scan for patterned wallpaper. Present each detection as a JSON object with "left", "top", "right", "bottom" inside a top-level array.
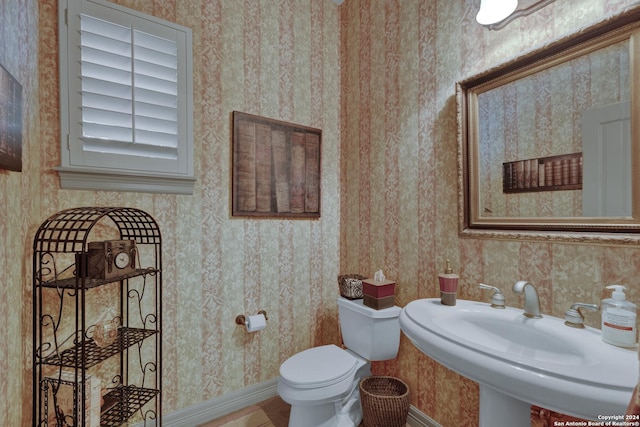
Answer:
[
  {"left": 1, "top": 0, "right": 40, "bottom": 425},
  {"left": 2, "top": 0, "right": 640, "bottom": 426},
  {"left": 339, "top": 0, "right": 640, "bottom": 426},
  {"left": 2, "top": 0, "right": 341, "bottom": 425}
]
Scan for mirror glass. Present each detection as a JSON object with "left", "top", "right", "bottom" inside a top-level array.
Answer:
[
  {"left": 477, "top": 39, "right": 630, "bottom": 219},
  {"left": 458, "top": 7, "right": 640, "bottom": 236}
]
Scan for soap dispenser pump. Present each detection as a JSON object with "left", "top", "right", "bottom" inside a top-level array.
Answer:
[
  {"left": 602, "top": 284, "right": 637, "bottom": 348},
  {"left": 439, "top": 259, "right": 459, "bottom": 306}
]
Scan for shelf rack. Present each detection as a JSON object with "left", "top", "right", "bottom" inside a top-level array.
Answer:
[{"left": 32, "top": 207, "right": 162, "bottom": 427}]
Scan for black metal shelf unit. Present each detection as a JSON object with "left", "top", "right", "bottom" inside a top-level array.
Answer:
[{"left": 32, "top": 207, "right": 162, "bottom": 427}]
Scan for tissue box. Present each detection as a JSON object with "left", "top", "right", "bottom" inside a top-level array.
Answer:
[
  {"left": 363, "top": 294, "right": 395, "bottom": 310},
  {"left": 362, "top": 279, "right": 396, "bottom": 298},
  {"left": 338, "top": 274, "right": 366, "bottom": 299}
]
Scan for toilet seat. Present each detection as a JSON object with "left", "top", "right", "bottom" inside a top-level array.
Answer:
[
  {"left": 279, "top": 344, "right": 358, "bottom": 389},
  {"left": 278, "top": 344, "right": 369, "bottom": 408}
]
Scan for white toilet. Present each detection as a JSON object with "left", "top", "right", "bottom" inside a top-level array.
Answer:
[{"left": 277, "top": 297, "right": 402, "bottom": 427}]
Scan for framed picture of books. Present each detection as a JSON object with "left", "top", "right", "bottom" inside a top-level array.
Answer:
[
  {"left": 232, "top": 111, "right": 321, "bottom": 218},
  {"left": 0, "top": 64, "right": 22, "bottom": 172},
  {"left": 503, "top": 152, "right": 582, "bottom": 194}
]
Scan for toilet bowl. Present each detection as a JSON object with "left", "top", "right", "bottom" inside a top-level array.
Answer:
[
  {"left": 277, "top": 297, "right": 402, "bottom": 427},
  {"left": 279, "top": 344, "right": 371, "bottom": 426}
]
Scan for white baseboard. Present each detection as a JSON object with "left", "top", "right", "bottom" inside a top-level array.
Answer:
[
  {"left": 136, "top": 378, "right": 442, "bottom": 427},
  {"left": 160, "top": 378, "right": 279, "bottom": 427},
  {"left": 407, "top": 406, "right": 443, "bottom": 427},
  {"left": 130, "top": 378, "right": 278, "bottom": 427}
]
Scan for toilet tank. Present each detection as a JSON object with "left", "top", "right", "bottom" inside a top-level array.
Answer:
[{"left": 337, "top": 297, "right": 402, "bottom": 361}]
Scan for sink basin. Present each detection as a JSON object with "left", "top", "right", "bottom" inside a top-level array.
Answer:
[{"left": 400, "top": 299, "right": 637, "bottom": 424}]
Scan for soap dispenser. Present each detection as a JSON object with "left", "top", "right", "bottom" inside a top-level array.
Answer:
[
  {"left": 439, "top": 259, "right": 459, "bottom": 306},
  {"left": 601, "top": 285, "right": 637, "bottom": 348}
]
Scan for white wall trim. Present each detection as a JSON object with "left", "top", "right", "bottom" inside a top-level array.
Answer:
[
  {"left": 56, "top": 166, "right": 196, "bottom": 195},
  {"left": 131, "top": 378, "right": 277, "bottom": 427},
  {"left": 408, "top": 406, "right": 443, "bottom": 427},
  {"left": 134, "top": 377, "right": 442, "bottom": 427}
]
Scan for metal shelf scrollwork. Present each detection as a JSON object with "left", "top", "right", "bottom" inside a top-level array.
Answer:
[{"left": 32, "top": 207, "right": 162, "bottom": 427}]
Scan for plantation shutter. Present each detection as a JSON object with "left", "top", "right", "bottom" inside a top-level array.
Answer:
[
  {"left": 59, "top": 0, "right": 194, "bottom": 193},
  {"left": 79, "top": 12, "right": 179, "bottom": 166},
  {"left": 80, "top": 13, "right": 179, "bottom": 161}
]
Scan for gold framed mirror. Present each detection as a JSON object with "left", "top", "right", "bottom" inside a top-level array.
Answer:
[{"left": 457, "top": 6, "right": 640, "bottom": 243}]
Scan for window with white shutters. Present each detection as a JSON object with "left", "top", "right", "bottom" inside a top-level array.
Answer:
[{"left": 58, "top": 0, "right": 195, "bottom": 194}]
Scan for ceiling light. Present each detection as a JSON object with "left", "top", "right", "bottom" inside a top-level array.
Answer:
[{"left": 476, "top": 0, "right": 519, "bottom": 25}]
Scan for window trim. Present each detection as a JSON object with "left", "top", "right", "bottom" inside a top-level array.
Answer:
[{"left": 58, "top": 0, "right": 195, "bottom": 194}]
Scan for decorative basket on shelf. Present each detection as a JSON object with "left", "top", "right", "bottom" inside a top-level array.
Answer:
[
  {"left": 338, "top": 274, "right": 366, "bottom": 299},
  {"left": 359, "top": 376, "right": 410, "bottom": 427}
]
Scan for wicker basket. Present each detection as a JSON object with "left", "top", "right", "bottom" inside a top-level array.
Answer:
[
  {"left": 338, "top": 274, "right": 366, "bottom": 299},
  {"left": 359, "top": 376, "right": 410, "bottom": 427}
]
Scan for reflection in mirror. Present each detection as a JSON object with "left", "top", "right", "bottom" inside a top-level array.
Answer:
[
  {"left": 477, "top": 39, "right": 630, "bottom": 219},
  {"left": 458, "top": 5, "right": 640, "bottom": 237}
]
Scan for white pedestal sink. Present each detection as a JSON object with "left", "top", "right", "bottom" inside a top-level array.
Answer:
[{"left": 399, "top": 299, "right": 637, "bottom": 426}]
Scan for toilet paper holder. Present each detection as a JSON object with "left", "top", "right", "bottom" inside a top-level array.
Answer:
[{"left": 235, "top": 310, "right": 268, "bottom": 327}]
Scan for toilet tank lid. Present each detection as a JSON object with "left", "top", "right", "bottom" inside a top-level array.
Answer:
[{"left": 337, "top": 297, "right": 401, "bottom": 318}]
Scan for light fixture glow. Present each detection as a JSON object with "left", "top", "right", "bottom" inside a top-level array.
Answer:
[{"left": 476, "top": 0, "right": 519, "bottom": 25}]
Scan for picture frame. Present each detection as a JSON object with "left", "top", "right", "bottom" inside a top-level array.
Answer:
[
  {"left": 232, "top": 111, "right": 321, "bottom": 219},
  {"left": 0, "top": 63, "right": 22, "bottom": 172}
]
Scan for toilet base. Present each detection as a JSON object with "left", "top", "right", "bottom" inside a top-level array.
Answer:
[
  {"left": 289, "top": 400, "right": 361, "bottom": 427},
  {"left": 283, "top": 358, "right": 371, "bottom": 427},
  {"left": 287, "top": 385, "right": 365, "bottom": 427}
]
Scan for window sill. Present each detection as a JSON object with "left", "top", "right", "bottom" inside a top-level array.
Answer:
[{"left": 56, "top": 167, "right": 196, "bottom": 195}]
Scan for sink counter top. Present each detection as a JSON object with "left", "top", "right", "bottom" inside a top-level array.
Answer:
[{"left": 400, "top": 298, "right": 637, "bottom": 420}]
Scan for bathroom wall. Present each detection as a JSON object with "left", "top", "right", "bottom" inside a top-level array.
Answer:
[
  {"left": 1, "top": 0, "right": 39, "bottom": 424},
  {"left": 3, "top": 0, "right": 639, "bottom": 425},
  {"left": 339, "top": 0, "right": 640, "bottom": 425},
  {"left": 1, "top": 0, "right": 342, "bottom": 424}
]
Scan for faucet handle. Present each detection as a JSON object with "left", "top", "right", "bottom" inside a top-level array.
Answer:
[
  {"left": 564, "top": 302, "right": 600, "bottom": 328},
  {"left": 478, "top": 283, "right": 506, "bottom": 309}
]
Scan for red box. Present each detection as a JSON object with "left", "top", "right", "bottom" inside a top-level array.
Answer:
[{"left": 362, "top": 279, "right": 396, "bottom": 298}]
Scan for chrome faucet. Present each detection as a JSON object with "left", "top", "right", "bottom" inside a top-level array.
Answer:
[
  {"left": 564, "top": 302, "right": 599, "bottom": 328},
  {"left": 512, "top": 281, "right": 542, "bottom": 318},
  {"left": 478, "top": 283, "right": 506, "bottom": 309}
]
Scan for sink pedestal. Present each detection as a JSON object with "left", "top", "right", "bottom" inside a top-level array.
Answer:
[{"left": 479, "top": 385, "right": 530, "bottom": 427}]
